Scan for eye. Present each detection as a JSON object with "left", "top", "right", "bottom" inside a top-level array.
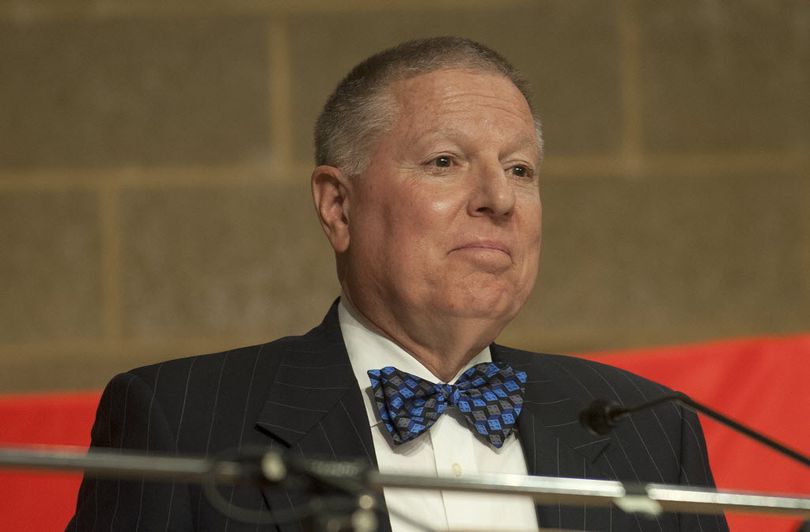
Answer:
[
  {"left": 432, "top": 155, "right": 453, "bottom": 168},
  {"left": 509, "top": 164, "right": 534, "bottom": 179}
]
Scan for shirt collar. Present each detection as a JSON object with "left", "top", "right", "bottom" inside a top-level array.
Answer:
[{"left": 338, "top": 298, "right": 492, "bottom": 428}]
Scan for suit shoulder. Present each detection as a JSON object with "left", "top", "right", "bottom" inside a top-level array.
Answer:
[
  {"left": 125, "top": 342, "right": 264, "bottom": 379},
  {"left": 95, "top": 336, "right": 303, "bottom": 411},
  {"left": 496, "top": 345, "right": 673, "bottom": 401},
  {"left": 122, "top": 331, "right": 317, "bottom": 382}
]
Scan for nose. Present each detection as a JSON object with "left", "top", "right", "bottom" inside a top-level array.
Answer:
[{"left": 468, "top": 163, "right": 516, "bottom": 218}]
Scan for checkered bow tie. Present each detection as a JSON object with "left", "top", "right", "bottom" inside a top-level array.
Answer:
[{"left": 367, "top": 362, "right": 527, "bottom": 449}]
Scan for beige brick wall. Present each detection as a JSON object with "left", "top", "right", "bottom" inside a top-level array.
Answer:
[{"left": 1, "top": 0, "right": 808, "bottom": 392}]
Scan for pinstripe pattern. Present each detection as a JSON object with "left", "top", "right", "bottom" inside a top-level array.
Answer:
[
  {"left": 109, "top": 374, "right": 134, "bottom": 531},
  {"left": 68, "top": 302, "right": 727, "bottom": 531},
  {"left": 495, "top": 345, "right": 728, "bottom": 531},
  {"left": 164, "top": 357, "right": 197, "bottom": 531}
]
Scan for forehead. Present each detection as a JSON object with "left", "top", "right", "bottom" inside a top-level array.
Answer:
[
  {"left": 382, "top": 68, "right": 539, "bottom": 153},
  {"left": 391, "top": 68, "right": 530, "bottom": 112}
]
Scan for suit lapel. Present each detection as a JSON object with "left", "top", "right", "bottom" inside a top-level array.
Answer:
[
  {"left": 493, "top": 345, "right": 614, "bottom": 529},
  {"left": 252, "top": 302, "right": 391, "bottom": 532},
  {"left": 493, "top": 345, "right": 613, "bottom": 471}
]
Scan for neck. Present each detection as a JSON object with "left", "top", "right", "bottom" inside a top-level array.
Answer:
[{"left": 341, "top": 293, "right": 502, "bottom": 382}]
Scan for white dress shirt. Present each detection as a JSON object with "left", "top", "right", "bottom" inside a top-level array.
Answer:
[{"left": 338, "top": 301, "right": 539, "bottom": 532}]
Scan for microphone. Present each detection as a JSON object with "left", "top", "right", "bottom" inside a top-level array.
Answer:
[{"left": 579, "top": 391, "right": 810, "bottom": 468}]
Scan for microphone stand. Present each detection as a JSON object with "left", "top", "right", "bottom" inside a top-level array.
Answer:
[
  {"left": 2, "top": 444, "right": 810, "bottom": 530},
  {"left": 580, "top": 392, "right": 810, "bottom": 468}
]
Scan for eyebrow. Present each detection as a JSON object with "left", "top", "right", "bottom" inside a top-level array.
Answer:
[{"left": 410, "top": 127, "right": 540, "bottom": 154}]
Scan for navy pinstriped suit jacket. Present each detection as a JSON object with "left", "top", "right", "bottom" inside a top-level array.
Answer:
[{"left": 68, "top": 302, "right": 728, "bottom": 531}]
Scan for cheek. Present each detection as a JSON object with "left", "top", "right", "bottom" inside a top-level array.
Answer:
[
  {"left": 391, "top": 193, "right": 455, "bottom": 242},
  {"left": 524, "top": 198, "right": 543, "bottom": 246},
  {"left": 426, "top": 194, "right": 457, "bottom": 215}
]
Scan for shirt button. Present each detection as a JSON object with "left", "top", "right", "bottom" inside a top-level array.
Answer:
[{"left": 451, "top": 463, "right": 462, "bottom": 477}]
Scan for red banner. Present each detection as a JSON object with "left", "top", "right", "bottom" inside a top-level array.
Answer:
[{"left": 589, "top": 334, "right": 810, "bottom": 532}]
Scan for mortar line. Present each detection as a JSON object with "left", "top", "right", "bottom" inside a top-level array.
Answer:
[
  {"left": 99, "top": 183, "right": 123, "bottom": 351},
  {"left": 268, "top": 14, "right": 294, "bottom": 170},
  {"left": 617, "top": 0, "right": 643, "bottom": 177},
  {"left": 1, "top": 151, "right": 805, "bottom": 191}
]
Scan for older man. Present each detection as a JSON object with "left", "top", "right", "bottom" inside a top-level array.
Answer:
[{"left": 69, "top": 37, "right": 727, "bottom": 531}]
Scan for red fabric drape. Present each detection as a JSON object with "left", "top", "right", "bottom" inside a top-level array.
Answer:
[
  {"left": 0, "top": 392, "right": 99, "bottom": 531},
  {"left": 588, "top": 334, "right": 810, "bottom": 532},
  {"left": 1, "top": 335, "right": 808, "bottom": 531}
]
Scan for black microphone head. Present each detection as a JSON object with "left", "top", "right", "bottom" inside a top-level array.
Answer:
[{"left": 579, "top": 399, "right": 624, "bottom": 436}]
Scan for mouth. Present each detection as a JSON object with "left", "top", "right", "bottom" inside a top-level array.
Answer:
[{"left": 452, "top": 240, "right": 512, "bottom": 257}]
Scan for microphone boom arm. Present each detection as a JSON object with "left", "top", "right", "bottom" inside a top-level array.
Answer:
[{"left": 581, "top": 392, "right": 810, "bottom": 468}]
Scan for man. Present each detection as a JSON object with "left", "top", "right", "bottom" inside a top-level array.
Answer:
[{"left": 69, "top": 37, "right": 728, "bottom": 531}]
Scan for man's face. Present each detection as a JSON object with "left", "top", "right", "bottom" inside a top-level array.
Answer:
[{"left": 342, "top": 68, "right": 542, "bottom": 331}]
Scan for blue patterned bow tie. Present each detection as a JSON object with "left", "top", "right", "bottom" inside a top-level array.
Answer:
[{"left": 367, "top": 361, "right": 526, "bottom": 449}]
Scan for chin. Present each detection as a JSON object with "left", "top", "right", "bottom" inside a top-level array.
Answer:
[{"left": 445, "top": 292, "right": 522, "bottom": 323}]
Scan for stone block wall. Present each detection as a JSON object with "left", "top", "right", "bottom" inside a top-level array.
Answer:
[{"left": 1, "top": 0, "right": 808, "bottom": 391}]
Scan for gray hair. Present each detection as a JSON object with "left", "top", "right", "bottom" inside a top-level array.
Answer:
[{"left": 314, "top": 36, "right": 543, "bottom": 176}]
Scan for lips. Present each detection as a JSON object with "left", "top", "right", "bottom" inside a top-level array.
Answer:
[{"left": 452, "top": 240, "right": 512, "bottom": 257}]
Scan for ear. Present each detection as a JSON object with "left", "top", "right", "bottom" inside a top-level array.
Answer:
[{"left": 311, "top": 165, "right": 352, "bottom": 253}]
